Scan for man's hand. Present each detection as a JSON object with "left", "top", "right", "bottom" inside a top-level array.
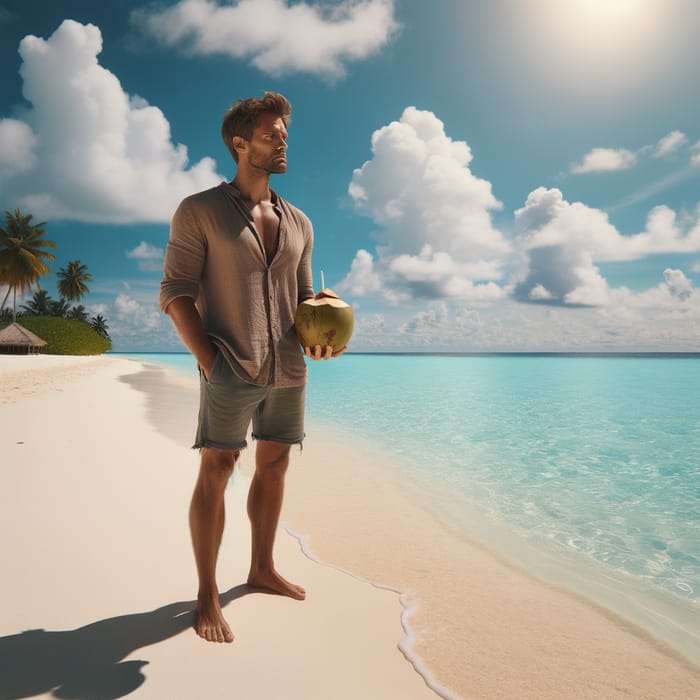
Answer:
[
  {"left": 200, "top": 343, "right": 219, "bottom": 381},
  {"left": 165, "top": 297, "right": 219, "bottom": 380},
  {"left": 304, "top": 345, "right": 347, "bottom": 361}
]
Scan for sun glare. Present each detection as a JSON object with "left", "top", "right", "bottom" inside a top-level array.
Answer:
[
  {"left": 527, "top": 0, "right": 672, "bottom": 96},
  {"left": 546, "top": 0, "right": 663, "bottom": 55},
  {"left": 575, "top": 0, "right": 640, "bottom": 17}
]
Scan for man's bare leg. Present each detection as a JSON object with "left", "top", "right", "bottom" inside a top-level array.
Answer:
[
  {"left": 190, "top": 447, "right": 238, "bottom": 642},
  {"left": 246, "top": 440, "right": 306, "bottom": 600}
]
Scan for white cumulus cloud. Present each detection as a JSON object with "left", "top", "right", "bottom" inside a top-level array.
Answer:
[
  {"left": 395, "top": 303, "right": 487, "bottom": 347},
  {"left": 131, "top": 0, "right": 399, "bottom": 79},
  {"left": 605, "top": 269, "right": 698, "bottom": 323},
  {"left": 653, "top": 130, "right": 687, "bottom": 158},
  {"left": 127, "top": 241, "right": 165, "bottom": 271},
  {"left": 340, "top": 107, "right": 509, "bottom": 303},
  {"left": 662, "top": 268, "right": 693, "bottom": 300},
  {"left": 513, "top": 188, "right": 700, "bottom": 306},
  {"left": 347, "top": 312, "right": 387, "bottom": 348},
  {"left": 388, "top": 245, "right": 505, "bottom": 301},
  {"left": 0, "top": 20, "right": 223, "bottom": 224},
  {"left": 691, "top": 141, "right": 700, "bottom": 166},
  {"left": 528, "top": 284, "right": 553, "bottom": 301},
  {"left": 127, "top": 241, "right": 164, "bottom": 260},
  {"left": 571, "top": 147, "right": 637, "bottom": 174},
  {"left": 397, "top": 302, "right": 450, "bottom": 343},
  {"left": 0, "top": 118, "right": 38, "bottom": 176},
  {"left": 337, "top": 248, "right": 400, "bottom": 300},
  {"left": 115, "top": 292, "right": 162, "bottom": 330},
  {"left": 571, "top": 129, "right": 699, "bottom": 177}
]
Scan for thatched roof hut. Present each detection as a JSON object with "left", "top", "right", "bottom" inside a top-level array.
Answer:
[{"left": 0, "top": 322, "right": 47, "bottom": 354}]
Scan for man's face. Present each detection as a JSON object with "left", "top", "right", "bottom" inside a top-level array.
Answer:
[{"left": 245, "top": 112, "right": 288, "bottom": 174}]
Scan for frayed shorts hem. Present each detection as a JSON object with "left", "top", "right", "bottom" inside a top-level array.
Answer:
[
  {"left": 252, "top": 433, "right": 305, "bottom": 449},
  {"left": 192, "top": 439, "right": 248, "bottom": 452}
]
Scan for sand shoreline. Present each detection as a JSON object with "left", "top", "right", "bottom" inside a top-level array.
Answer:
[
  {"left": 284, "top": 425, "right": 700, "bottom": 699},
  {"left": 2, "top": 354, "right": 699, "bottom": 699},
  {"left": 298, "top": 417, "right": 700, "bottom": 666}
]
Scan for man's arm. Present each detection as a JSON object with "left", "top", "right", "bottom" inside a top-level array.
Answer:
[
  {"left": 160, "top": 197, "right": 217, "bottom": 373},
  {"left": 166, "top": 296, "right": 218, "bottom": 379}
]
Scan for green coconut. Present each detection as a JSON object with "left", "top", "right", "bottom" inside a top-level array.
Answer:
[{"left": 295, "top": 288, "right": 354, "bottom": 351}]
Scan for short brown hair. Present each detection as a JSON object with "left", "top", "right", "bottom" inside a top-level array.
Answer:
[{"left": 221, "top": 92, "right": 292, "bottom": 163}]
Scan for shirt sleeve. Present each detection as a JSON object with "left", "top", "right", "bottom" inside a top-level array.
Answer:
[
  {"left": 296, "top": 216, "right": 315, "bottom": 303},
  {"left": 159, "top": 198, "right": 206, "bottom": 313}
]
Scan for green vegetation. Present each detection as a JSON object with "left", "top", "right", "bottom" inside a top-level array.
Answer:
[
  {"left": 0, "top": 316, "right": 111, "bottom": 355},
  {"left": 1, "top": 209, "right": 112, "bottom": 354},
  {"left": 0, "top": 209, "right": 56, "bottom": 321}
]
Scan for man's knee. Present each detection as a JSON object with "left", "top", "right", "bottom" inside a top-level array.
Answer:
[
  {"left": 201, "top": 447, "right": 239, "bottom": 481},
  {"left": 256, "top": 441, "right": 291, "bottom": 475}
]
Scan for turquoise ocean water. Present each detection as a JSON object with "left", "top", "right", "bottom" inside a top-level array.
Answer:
[{"left": 118, "top": 352, "right": 700, "bottom": 657}]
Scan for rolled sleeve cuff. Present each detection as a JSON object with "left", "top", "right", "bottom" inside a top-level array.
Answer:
[{"left": 159, "top": 281, "right": 199, "bottom": 313}]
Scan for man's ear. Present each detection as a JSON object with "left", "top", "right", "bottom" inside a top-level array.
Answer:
[{"left": 232, "top": 136, "right": 247, "bottom": 157}]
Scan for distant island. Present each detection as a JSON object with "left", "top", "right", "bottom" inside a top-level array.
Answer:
[{"left": 0, "top": 316, "right": 111, "bottom": 355}]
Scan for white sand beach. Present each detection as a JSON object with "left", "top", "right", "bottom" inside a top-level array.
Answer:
[
  {"left": 0, "top": 355, "right": 438, "bottom": 700},
  {"left": 1, "top": 354, "right": 699, "bottom": 699}
]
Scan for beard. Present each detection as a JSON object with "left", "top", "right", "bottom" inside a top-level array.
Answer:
[{"left": 247, "top": 149, "right": 287, "bottom": 174}]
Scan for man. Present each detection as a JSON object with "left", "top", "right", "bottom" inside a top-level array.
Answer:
[{"left": 159, "top": 92, "right": 344, "bottom": 644}]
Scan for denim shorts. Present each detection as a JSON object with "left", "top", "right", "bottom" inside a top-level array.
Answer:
[{"left": 193, "top": 350, "right": 306, "bottom": 451}]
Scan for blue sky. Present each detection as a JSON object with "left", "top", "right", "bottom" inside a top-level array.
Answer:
[{"left": 1, "top": 0, "right": 699, "bottom": 351}]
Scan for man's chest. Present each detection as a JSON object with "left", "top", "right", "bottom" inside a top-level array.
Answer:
[
  {"left": 203, "top": 206, "right": 304, "bottom": 272},
  {"left": 251, "top": 203, "right": 280, "bottom": 264}
]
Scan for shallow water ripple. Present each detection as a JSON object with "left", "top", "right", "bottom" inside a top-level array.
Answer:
[{"left": 305, "top": 355, "right": 700, "bottom": 607}]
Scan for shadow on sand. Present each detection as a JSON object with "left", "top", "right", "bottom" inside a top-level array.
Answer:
[
  {"left": 0, "top": 586, "right": 247, "bottom": 700},
  {"left": 118, "top": 364, "right": 198, "bottom": 448}
]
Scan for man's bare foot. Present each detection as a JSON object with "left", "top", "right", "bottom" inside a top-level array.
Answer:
[
  {"left": 194, "top": 594, "right": 234, "bottom": 643},
  {"left": 247, "top": 568, "right": 306, "bottom": 600}
]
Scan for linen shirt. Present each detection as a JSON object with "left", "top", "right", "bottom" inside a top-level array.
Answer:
[{"left": 159, "top": 181, "right": 314, "bottom": 387}]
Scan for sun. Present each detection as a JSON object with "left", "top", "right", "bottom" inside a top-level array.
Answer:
[
  {"left": 524, "top": 0, "right": 672, "bottom": 97},
  {"left": 572, "top": 0, "right": 641, "bottom": 16},
  {"left": 543, "top": 0, "right": 664, "bottom": 56}
]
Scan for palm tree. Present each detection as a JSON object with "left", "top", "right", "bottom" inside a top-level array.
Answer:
[
  {"left": 0, "top": 209, "right": 56, "bottom": 322},
  {"left": 90, "top": 314, "right": 110, "bottom": 339},
  {"left": 1, "top": 307, "right": 19, "bottom": 321},
  {"left": 50, "top": 297, "right": 71, "bottom": 318},
  {"left": 57, "top": 260, "right": 92, "bottom": 303},
  {"left": 67, "top": 304, "right": 89, "bottom": 322},
  {"left": 21, "top": 288, "right": 55, "bottom": 316}
]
